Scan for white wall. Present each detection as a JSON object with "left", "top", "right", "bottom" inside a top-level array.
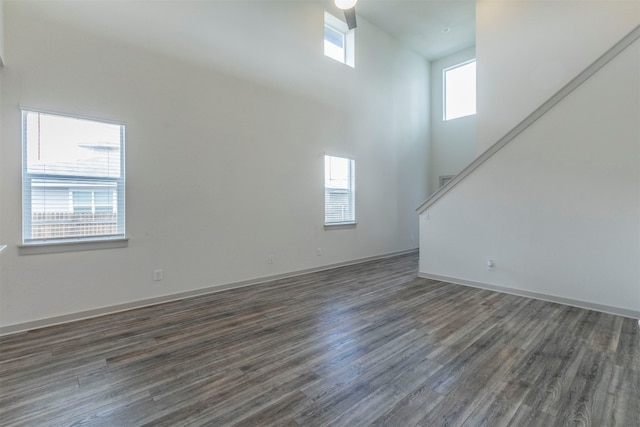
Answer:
[
  {"left": 429, "top": 47, "right": 476, "bottom": 195},
  {"left": 0, "top": 1, "right": 430, "bottom": 329},
  {"left": 477, "top": 0, "right": 640, "bottom": 153},
  {"left": 0, "top": 1, "right": 4, "bottom": 280},
  {"left": 420, "top": 37, "right": 640, "bottom": 316},
  {"left": 0, "top": 0, "right": 4, "bottom": 66}
]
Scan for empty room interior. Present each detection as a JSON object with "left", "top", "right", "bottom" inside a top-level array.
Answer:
[{"left": 0, "top": 0, "right": 639, "bottom": 425}]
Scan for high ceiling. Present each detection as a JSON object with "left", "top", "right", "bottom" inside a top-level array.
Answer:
[
  {"left": 13, "top": 0, "right": 476, "bottom": 65},
  {"left": 355, "top": 0, "right": 476, "bottom": 60}
]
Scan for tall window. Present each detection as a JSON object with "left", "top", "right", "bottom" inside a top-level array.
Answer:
[
  {"left": 324, "top": 11, "right": 355, "bottom": 68},
  {"left": 325, "top": 155, "right": 355, "bottom": 225},
  {"left": 22, "top": 110, "right": 125, "bottom": 244},
  {"left": 444, "top": 59, "right": 476, "bottom": 120}
]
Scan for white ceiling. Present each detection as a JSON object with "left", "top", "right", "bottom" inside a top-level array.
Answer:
[
  {"left": 15, "top": 0, "right": 476, "bottom": 65},
  {"left": 355, "top": 0, "right": 476, "bottom": 60}
]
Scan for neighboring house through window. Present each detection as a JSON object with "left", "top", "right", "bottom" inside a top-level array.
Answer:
[
  {"left": 22, "top": 110, "right": 125, "bottom": 244},
  {"left": 72, "top": 190, "right": 115, "bottom": 213}
]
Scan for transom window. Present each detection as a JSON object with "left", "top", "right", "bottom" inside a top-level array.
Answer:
[
  {"left": 22, "top": 110, "right": 125, "bottom": 244},
  {"left": 324, "top": 11, "right": 355, "bottom": 68},
  {"left": 444, "top": 60, "right": 476, "bottom": 121},
  {"left": 324, "top": 155, "right": 355, "bottom": 225}
]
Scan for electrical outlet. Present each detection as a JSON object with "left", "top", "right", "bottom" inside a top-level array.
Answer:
[
  {"left": 487, "top": 260, "right": 495, "bottom": 272},
  {"left": 268, "top": 254, "right": 274, "bottom": 264},
  {"left": 316, "top": 248, "right": 322, "bottom": 256},
  {"left": 153, "top": 270, "right": 163, "bottom": 281}
]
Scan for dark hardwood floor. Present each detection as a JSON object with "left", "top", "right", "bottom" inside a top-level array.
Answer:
[{"left": 1, "top": 252, "right": 638, "bottom": 426}]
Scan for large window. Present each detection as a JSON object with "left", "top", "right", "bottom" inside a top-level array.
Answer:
[
  {"left": 444, "top": 59, "right": 476, "bottom": 121},
  {"left": 325, "top": 155, "right": 355, "bottom": 225},
  {"left": 22, "top": 110, "right": 125, "bottom": 244},
  {"left": 324, "top": 11, "right": 355, "bottom": 68}
]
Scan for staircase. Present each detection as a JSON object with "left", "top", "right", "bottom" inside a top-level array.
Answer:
[{"left": 416, "top": 25, "right": 640, "bottom": 319}]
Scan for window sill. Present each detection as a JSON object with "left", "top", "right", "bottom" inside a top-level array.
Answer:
[
  {"left": 19, "top": 238, "right": 129, "bottom": 256},
  {"left": 324, "top": 222, "right": 357, "bottom": 230}
]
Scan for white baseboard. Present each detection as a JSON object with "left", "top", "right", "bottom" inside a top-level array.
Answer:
[
  {"left": 0, "top": 249, "right": 418, "bottom": 336},
  {"left": 418, "top": 272, "right": 640, "bottom": 320}
]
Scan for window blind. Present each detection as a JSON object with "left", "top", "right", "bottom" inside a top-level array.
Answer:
[
  {"left": 22, "top": 110, "right": 125, "bottom": 244},
  {"left": 324, "top": 155, "right": 355, "bottom": 225}
]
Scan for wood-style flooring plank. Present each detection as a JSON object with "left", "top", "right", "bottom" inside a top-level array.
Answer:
[{"left": 1, "top": 252, "right": 638, "bottom": 426}]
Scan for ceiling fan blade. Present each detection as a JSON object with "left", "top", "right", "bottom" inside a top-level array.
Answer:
[{"left": 344, "top": 7, "right": 357, "bottom": 30}]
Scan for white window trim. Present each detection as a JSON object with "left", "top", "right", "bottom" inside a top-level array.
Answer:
[
  {"left": 20, "top": 107, "right": 127, "bottom": 254},
  {"left": 19, "top": 238, "right": 129, "bottom": 256},
  {"left": 324, "top": 154, "right": 356, "bottom": 227}
]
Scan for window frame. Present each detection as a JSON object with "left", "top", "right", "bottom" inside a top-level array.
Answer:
[
  {"left": 324, "top": 11, "right": 355, "bottom": 68},
  {"left": 20, "top": 108, "right": 127, "bottom": 254},
  {"left": 324, "top": 154, "right": 356, "bottom": 227},
  {"left": 443, "top": 59, "right": 477, "bottom": 121}
]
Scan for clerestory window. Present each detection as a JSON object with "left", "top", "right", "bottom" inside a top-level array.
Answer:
[
  {"left": 444, "top": 60, "right": 476, "bottom": 120},
  {"left": 324, "top": 11, "right": 355, "bottom": 68}
]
